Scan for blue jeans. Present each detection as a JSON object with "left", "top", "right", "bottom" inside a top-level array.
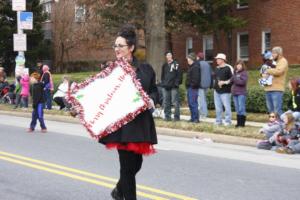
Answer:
[
  {"left": 44, "top": 89, "right": 52, "bottom": 109},
  {"left": 198, "top": 88, "right": 208, "bottom": 117},
  {"left": 30, "top": 103, "right": 46, "bottom": 130},
  {"left": 187, "top": 88, "right": 199, "bottom": 121},
  {"left": 162, "top": 88, "right": 180, "bottom": 120},
  {"left": 21, "top": 96, "right": 28, "bottom": 108},
  {"left": 233, "top": 95, "right": 246, "bottom": 115},
  {"left": 265, "top": 91, "right": 283, "bottom": 115},
  {"left": 214, "top": 91, "right": 232, "bottom": 124}
]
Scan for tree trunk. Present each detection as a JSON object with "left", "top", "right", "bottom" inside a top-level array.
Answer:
[{"left": 145, "top": 0, "right": 166, "bottom": 82}]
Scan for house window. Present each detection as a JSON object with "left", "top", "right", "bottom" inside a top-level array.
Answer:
[
  {"left": 262, "top": 31, "right": 271, "bottom": 53},
  {"left": 203, "top": 35, "right": 213, "bottom": 62},
  {"left": 75, "top": 4, "right": 86, "bottom": 22},
  {"left": 237, "top": 32, "right": 249, "bottom": 60},
  {"left": 42, "top": 2, "right": 52, "bottom": 21},
  {"left": 186, "top": 37, "right": 193, "bottom": 56},
  {"left": 237, "top": 0, "right": 249, "bottom": 9}
]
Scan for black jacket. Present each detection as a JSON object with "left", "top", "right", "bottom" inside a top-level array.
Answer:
[
  {"left": 32, "top": 82, "right": 45, "bottom": 109},
  {"left": 214, "top": 65, "right": 233, "bottom": 94},
  {"left": 99, "top": 58, "right": 158, "bottom": 145},
  {"left": 161, "top": 60, "right": 182, "bottom": 89},
  {"left": 185, "top": 62, "right": 200, "bottom": 89}
]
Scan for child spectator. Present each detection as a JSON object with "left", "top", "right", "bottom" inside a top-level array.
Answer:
[
  {"left": 287, "top": 78, "right": 300, "bottom": 112},
  {"left": 20, "top": 74, "right": 30, "bottom": 108},
  {"left": 13, "top": 76, "right": 22, "bottom": 109},
  {"left": 257, "top": 112, "right": 283, "bottom": 150},
  {"left": 27, "top": 72, "right": 47, "bottom": 133},
  {"left": 258, "top": 51, "right": 276, "bottom": 86},
  {"left": 275, "top": 113, "right": 300, "bottom": 153}
]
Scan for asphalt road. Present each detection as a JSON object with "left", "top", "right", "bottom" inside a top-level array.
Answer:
[{"left": 0, "top": 114, "right": 300, "bottom": 200}]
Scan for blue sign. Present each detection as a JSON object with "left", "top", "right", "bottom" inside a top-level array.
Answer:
[{"left": 20, "top": 12, "right": 33, "bottom": 30}]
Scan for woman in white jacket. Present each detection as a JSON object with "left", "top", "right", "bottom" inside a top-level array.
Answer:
[{"left": 53, "top": 76, "right": 69, "bottom": 110}]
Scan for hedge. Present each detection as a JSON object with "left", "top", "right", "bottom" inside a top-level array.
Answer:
[{"left": 178, "top": 86, "right": 291, "bottom": 113}]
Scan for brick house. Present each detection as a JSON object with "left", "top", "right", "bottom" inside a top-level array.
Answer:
[
  {"left": 41, "top": 0, "right": 300, "bottom": 71},
  {"left": 171, "top": 0, "right": 300, "bottom": 69}
]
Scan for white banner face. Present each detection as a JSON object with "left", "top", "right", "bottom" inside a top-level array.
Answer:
[
  {"left": 13, "top": 34, "right": 27, "bottom": 51},
  {"left": 67, "top": 59, "right": 151, "bottom": 139},
  {"left": 12, "top": 0, "right": 26, "bottom": 11}
]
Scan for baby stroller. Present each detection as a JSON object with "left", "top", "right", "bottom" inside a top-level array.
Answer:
[{"left": 0, "top": 83, "right": 15, "bottom": 104}]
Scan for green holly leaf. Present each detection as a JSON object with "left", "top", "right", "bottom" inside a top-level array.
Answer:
[
  {"left": 133, "top": 92, "right": 141, "bottom": 102},
  {"left": 76, "top": 94, "right": 84, "bottom": 99}
]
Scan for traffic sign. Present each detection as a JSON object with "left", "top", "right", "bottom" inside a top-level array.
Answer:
[
  {"left": 13, "top": 34, "right": 27, "bottom": 51},
  {"left": 12, "top": 0, "right": 26, "bottom": 11},
  {"left": 20, "top": 12, "right": 33, "bottom": 30}
]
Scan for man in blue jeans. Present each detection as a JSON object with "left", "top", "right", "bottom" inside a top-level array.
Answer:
[
  {"left": 186, "top": 53, "right": 200, "bottom": 123},
  {"left": 263, "top": 46, "right": 288, "bottom": 116},
  {"left": 213, "top": 53, "right": 233, "bottom": 126},
  {"left": 196, "top": 52, "right": 212, "bottom": 118},
  {"left": 161, "top": 51, "right": 182, "bottom": 121}
]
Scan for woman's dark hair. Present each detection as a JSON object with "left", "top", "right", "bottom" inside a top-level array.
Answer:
[
  {"left": 234, "top": 60, "right": 247, "bottom": 71},
  {"left": 118, "top": 25, "right": 137, "bottom": 53}
]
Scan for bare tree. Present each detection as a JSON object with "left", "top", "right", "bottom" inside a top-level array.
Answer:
[
  {"left": 145, "top": 0, "right": 166, "bottom": 81},
  {"left": 52, "top": 0, "right": 107, "bottom": 72}
]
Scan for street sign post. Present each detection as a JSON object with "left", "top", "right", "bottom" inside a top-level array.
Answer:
[
  {"left": 13, "top": 34, "right": 27, "bottom": 51},
  {"left": 12, "top": 0, "right": 26, "bottom": 11},
  {"left": 20, "top": 12, "right": 33, "bottom": 30}
]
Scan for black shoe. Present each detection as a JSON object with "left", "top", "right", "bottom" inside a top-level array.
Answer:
[
  {"left": 111, "top": 188, "right": 124, "bottom": 200},
  {"left": 235, "top": 115, "right": 241, "bottom": 128},
  {"left": 173, "top": 118, "right": 180, "bottom": 122}
]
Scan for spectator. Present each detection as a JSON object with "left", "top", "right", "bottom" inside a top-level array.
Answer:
[
  {"left": 264, "top": 46, "right": 288, "bottom": 115},
  {"left": 160, "top": 51, "right": 182, "bottom": 121},
  {"left": 35, "top": 60, "right": 43, "bottom": 77},
  {"left": 274, "top": 113, "right": 300, "bottom": 153},
  {"left": 20, "top": 74, "right": 30, "bottom": 108},
  {"left": 287, "top": 78, "right": 300, "bottom": 112},
  {"left": 231, "top": 60, "right": 248, "bottom": 127},
  {"left": 41, "top": 65, "right": 54, "bottom": 110},
  {"left": 185, "top": 52, "right": 200, "bottom": 123},
  {"left": 213, "top": 53, "right": 233, "bottom": 126},
  {"left": 257, "top": 112, "right": 283, "bottom": 150},
  {"left": 53, "top": 75, "right": 70, "bottom": 110},
  {"left": 258, "top": 51, "right": 276, "bottom": 87},
  {"left": 0, "top": 67, "right": 7, "bottom": 81},
  {"left": 196, "top": 52, "right": 212, "bottom": 118},
  {"left": 13, "top": 76, "right": 22, "bottom": 109}
]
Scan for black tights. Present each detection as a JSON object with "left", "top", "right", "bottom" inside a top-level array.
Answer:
[{"left": 116, "top": 150, "right": 143, "bottom": 200}]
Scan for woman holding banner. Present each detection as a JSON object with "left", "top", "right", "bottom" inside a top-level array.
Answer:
[{"left": 98, "top": 25, "right": 158, "bottom": 200}]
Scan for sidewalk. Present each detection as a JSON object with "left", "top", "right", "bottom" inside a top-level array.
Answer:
[{"left": 0, "top": 109, "right": 261, "bottom": 147}]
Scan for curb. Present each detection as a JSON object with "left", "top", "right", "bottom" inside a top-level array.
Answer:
[{"left": 0, "top": 110, "right": 258, "bottom": 147}]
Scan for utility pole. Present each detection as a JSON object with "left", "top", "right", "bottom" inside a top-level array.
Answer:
[{"left": 12, "top": 0, "right": 32, "bottom": 76}]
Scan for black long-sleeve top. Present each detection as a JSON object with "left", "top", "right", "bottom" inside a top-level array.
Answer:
[
  {"left": 161, "top": 60, "right": 182, "bottom": 89},
  {"left": 99, "top": 57, "right": 158, "bottom": 145},
  {"left": 32, "top": 82, "right": 45, "bottom": 109},
  {"left": 185, "top": 61, "right": 200, "bottom": 89},
  {"left": 214, "top": 65, "right": 233, "bottom": 93}
]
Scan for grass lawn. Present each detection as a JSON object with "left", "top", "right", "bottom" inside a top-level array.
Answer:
[{"left": 0, "top": 104, "right": 263, "bottom": 140}]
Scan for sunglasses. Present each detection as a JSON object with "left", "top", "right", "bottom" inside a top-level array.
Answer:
[{"left": 112, "top": 44, "right": 128, "bottom": 49}]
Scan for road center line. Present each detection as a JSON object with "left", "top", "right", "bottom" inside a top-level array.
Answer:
[{"left": 0, "top": 151, "right": 198, "bottom": 200}]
